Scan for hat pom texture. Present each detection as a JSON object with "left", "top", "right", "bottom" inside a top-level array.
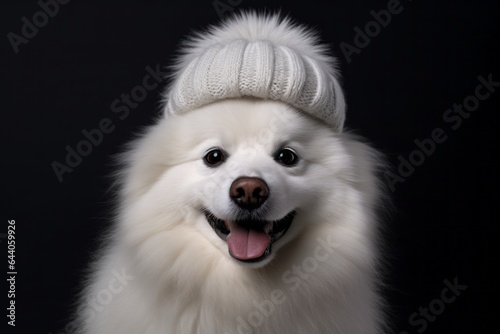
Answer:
[{"left": 164, "top": 12, "right": 346, "bottom": 131}]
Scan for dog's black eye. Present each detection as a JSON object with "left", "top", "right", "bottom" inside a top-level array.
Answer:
[
  {"left": 274, "top": 148, "right": 298, "bottom": 166},
  {"left": 204, "top": 149, "right": 225, "bottom": 167}
]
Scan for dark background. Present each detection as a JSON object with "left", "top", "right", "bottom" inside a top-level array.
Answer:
[{"left": 2, "top": 0, "right": 498, "bottom": 333}]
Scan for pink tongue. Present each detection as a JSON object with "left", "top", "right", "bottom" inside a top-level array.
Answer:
[{"left": 226, "top": 224, "right": 271, "bottom": 260}]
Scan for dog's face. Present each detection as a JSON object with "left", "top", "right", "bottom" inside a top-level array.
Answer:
[{"left": 123, "top": 99, "right": 347, "bottom": 269}]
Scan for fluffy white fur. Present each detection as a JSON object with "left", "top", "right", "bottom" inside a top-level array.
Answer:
[{"left": 76, "top": 13, "right": 387, "bottom": 334}]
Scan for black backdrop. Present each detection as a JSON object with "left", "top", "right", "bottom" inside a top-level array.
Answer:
[{"left": 2, "top": 0, "right": 499, "bottom": 333}]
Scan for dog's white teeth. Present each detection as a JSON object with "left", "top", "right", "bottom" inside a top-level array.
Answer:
[{"left": 264, "top": 223, "right": 273, "bottom": 234}]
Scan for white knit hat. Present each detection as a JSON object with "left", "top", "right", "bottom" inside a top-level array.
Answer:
[{"left": 164, "top": 13, "right": 346, "bottom": 132}]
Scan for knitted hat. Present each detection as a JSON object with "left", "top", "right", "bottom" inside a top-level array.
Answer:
[{"left": 164, "top": 13, "right": 346, "bottom": 132}]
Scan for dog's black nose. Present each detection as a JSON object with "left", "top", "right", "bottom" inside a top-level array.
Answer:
[{"left": 230, "top": 177, "right": 269, "bottom": 210}]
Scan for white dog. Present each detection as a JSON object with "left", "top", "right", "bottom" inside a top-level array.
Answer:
[{"left": 76, "top": 13, "right": 387, "bottom": 334}]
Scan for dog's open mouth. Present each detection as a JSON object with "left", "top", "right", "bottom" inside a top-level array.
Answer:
[{"left": 204, "top": 210, "right": 295, "bottom": 263}]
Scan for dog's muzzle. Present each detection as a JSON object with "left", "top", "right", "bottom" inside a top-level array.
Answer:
[{"left": 204, "top": 177, "right": 295, "bottom": 263}]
